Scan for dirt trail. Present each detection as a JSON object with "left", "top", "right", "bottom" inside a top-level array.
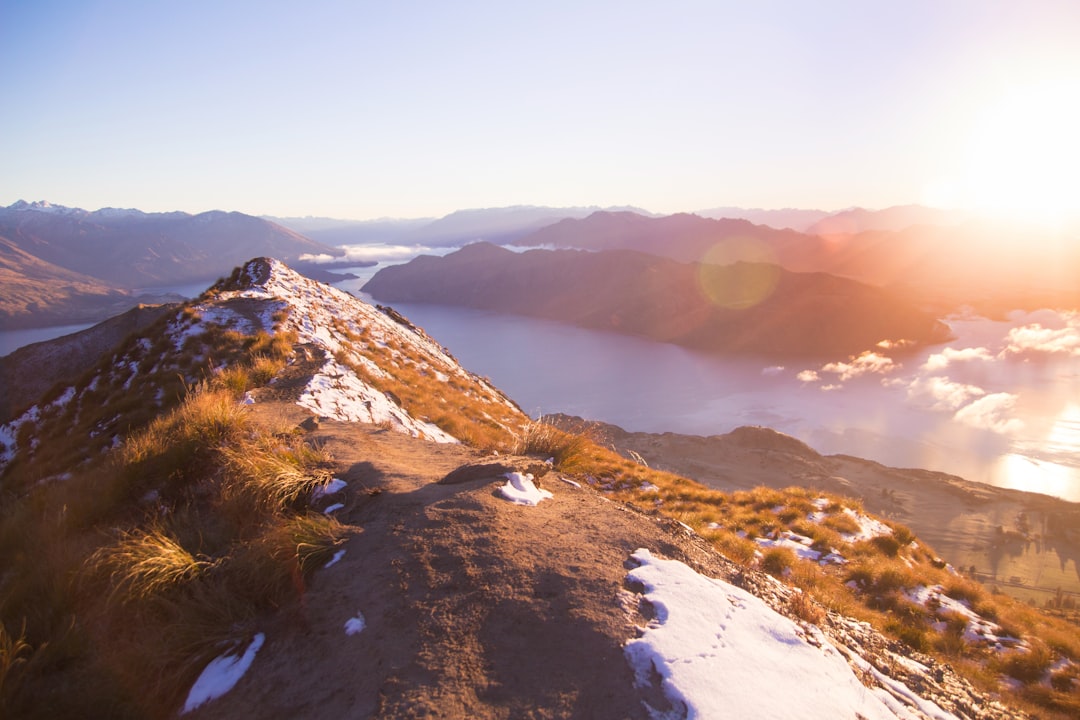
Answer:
[{"left": 191, "top": 403, "right": 704, "bottom": 719}]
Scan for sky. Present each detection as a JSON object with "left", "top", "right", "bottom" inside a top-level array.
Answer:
[{"left": 2, "top": 1, "right": 1079, "bottom": 221}]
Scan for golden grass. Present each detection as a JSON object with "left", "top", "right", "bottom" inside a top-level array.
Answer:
[
  {"left": 0, "top": 377, "right": 353, "bottom": 716},
  {"left": 89, "top": 527, "right": 210, "bottom": 605}
]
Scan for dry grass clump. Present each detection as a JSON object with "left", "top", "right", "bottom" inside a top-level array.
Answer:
[
  {"left": 513, "top": 419, "right": 593, "bottom": 471},
  {"left": 0, "top": 382, "right": 350, "bottom": 718},
  {"left": 760, "top": 546, "right": 796, "bottom": 578},
  {"left": 90, "top": 527, "right": 211, "bottom": 605}
]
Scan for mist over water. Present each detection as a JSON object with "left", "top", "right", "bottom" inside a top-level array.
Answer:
[{"left": 334, "top": 266, "right": 1080, "bottom": 502}]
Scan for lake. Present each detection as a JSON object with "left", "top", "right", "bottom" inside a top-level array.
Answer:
[{"left": 332, "top": 266, "right": 1080, "bottom": 502}]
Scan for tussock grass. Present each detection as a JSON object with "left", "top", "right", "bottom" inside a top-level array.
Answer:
[
  {"left": 513, "top": 419, "right": 593, "bottom": 471},
  {"left": 89, "top": 527, "right": 210, "bottom": 605},
  {"left": 0, "top": 380, "right": 352, "bottom": 717}
]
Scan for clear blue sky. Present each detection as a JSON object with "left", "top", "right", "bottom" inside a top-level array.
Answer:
[{"left": 2, "top": 1, "right": 1079, "bottom": 220}]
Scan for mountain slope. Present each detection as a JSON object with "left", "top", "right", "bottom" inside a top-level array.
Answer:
[
  {"left": 0, "top": 302, "right": 177, "bottom": 423},
  {"left": 363, "top": 242, "right": 948, "bottom": 357},
  {"left": 509, "top": 209, "right": 1080, "bottom": 313},
  {"left": 0, "top": 234, "right": 140, "bottom": 329}
]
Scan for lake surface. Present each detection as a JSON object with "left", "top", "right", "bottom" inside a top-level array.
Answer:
[
  {"left": 333, "top": 266, "right": 1080, "bottom": 502},
  {"left": 0, "top": 323, "right": 97, "bottom": 357}
]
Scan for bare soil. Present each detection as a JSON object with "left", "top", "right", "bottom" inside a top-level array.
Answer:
[
  {"left": 191, "top": 402, "right": 716, "bottom": 720},
  {"left": 187, "top": 402, "right": 1024, "bottom": 720}
]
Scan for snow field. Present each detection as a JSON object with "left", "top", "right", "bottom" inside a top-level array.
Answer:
[{"left": 623, "top": 548, "right": 957, "bottom": 720}]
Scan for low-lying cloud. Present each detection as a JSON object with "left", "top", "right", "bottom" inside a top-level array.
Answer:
[
  {"left": 953, "top": 392, "right": 1024, "bottom": 434},
  {"left": 301, "top": 244, "right": 446, "bottom": 264},
  {"left": 921, "top": 346, "right": 994, "bottom": 371},
  {"left": 821, "top": 351, "right": 897, "bottom": 381},
  {"left": 1002, "top": 314, "right": 1080, "bottom": 357},
  {"left": 906, "top": 376, "right": 986, "bottom": 411}
]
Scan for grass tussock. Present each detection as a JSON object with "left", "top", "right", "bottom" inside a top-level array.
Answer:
[{"left": 0, "top": 383, "right": 351, "bottom": 718}]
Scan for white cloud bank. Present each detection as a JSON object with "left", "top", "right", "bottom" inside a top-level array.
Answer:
[
  {"left": 1003, "top": 316, "right": 1080, "bottom": 357},
  {"left": 953, "top": 393, "right": 1024, "bottom": 434},
  {"left": 922, "top": 346, "right": 994, "bottom": 371},
  {"left": 822, "top": 351, "right": 898, "bottom": 381}
]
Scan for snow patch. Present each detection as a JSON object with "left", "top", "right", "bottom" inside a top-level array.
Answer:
[
  {"left": 182, "top": 633, "right": 265, "bottom": 713},
  {"left": 497, "top": 472, "right": 553, "bottom": 506},
  {"left": 623, "top": 549, "right": 953, "bottom": 720},
  {"left": 311, "top": 477, "right": 347, "bottom": 501},
  {"left": 323, "top": 549, "right": 346, "bottom": 568},
  {"left": 344, "top": 612, "right": 366, "bottom": 636}
]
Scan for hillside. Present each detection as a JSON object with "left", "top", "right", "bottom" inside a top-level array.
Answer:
[
  {"left": 0, "top": 233, "right": 136, "bottom": 329},
  {"left": 552, "top": 415, "right": 1080, "bottom": 604},
  {"left": 1, "top": 259, "right": 1076, "bottom": 718},
  {"left": 363, "top": 242, "right": 949, "bottom": 357},
  {"left": 0, "top": 303, "right": 178, "bottom": 423}
]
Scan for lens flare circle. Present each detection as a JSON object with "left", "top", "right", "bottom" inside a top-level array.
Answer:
[{"left": 696, "top": 236, "right": 780, "bottom": 310}]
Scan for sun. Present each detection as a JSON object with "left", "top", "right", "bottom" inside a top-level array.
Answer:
[{"left": 957, "top": 80, "right": 1080, "bottom": 227}]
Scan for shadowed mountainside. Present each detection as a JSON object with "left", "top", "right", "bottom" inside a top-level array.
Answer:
[
  {"left": 363, "top": 242, "right": 949, "bottom": 357},
  {"left": 0, "top": 303, "right": 178, "bottom": 423}
]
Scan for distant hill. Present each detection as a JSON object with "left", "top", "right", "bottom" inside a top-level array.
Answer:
[
  {"left": 0, "top": 233, "right": 144, "bottom": 329},
  {"left": 0, "top": 201, "right": 344, "bottom": 328},
  {"left": 264, "top": 215, "right": 433, "bottom": 247},
  {"left": 0, "top": 200, "right": 341, "bottom": 288},
  {"left": 363, "top": 242, "right": 948, "bottom": 357}
]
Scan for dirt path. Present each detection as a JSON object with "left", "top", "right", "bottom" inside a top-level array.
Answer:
[{"left": 191, "top": 404, "right": 704, "bottom": 719}]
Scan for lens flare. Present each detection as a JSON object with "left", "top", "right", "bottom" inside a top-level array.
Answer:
[{"left": 696, "top": 237, "right": 780, "bottom": 309}]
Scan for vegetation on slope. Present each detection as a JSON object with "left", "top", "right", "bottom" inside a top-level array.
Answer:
[
  {"left": 519, "top": 420, "right": 1080, "bottom": 718},
  {"left": 0, "top": 377, "right": 348, "bottom": 718}
]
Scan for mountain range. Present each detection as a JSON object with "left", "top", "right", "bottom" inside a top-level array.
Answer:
[
  {"left": 2, "top": 258, "right": 1074, "bottom": 718},
  {"left": 363, "top": 241, "right": 949, "bottom": 357},
  {"left": 508, "top": 210, "right": 1080, "bottom": 313},
  {"left": 0, "top": 201, "right": 340, "bottom": 329}
]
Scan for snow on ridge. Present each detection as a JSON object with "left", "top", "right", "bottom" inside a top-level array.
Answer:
[
  {"left": 623, "top": 548, "right": 958, "bottom": 720},
  {"left": 297, "top": 356, "right": 458, "bottom": 443}
]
